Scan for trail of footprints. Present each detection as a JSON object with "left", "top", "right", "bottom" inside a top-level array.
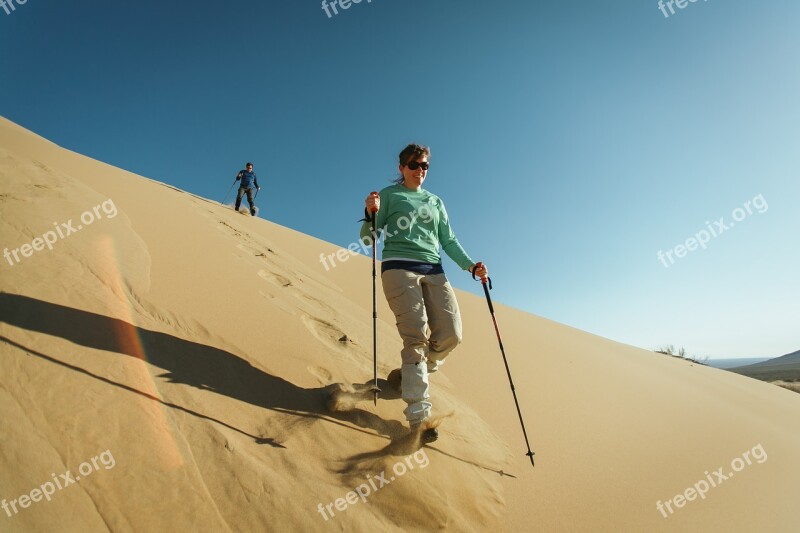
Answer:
[{"left": 205, "top": 206, "right": 367, "bottom": 376}]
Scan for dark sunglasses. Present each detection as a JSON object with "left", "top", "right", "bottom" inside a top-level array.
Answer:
[{"left": 406, "top": 161, "right": 429, "bottom": 170}]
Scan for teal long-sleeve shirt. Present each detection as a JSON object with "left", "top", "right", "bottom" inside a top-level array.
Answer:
[{"left": 359, "top": 184, "right": 475, "bottom": 271}]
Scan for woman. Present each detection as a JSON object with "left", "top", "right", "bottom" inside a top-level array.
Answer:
[{"left": 360, "top": 143, "right": 487, "bottom": 442}]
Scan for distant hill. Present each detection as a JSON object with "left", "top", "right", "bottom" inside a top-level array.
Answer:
[
  {"left": 729, "top": 350, "right": 800, "bottom": 381},
  {"left": 707, "top": 357, "right": 771, "bottom": 369}
]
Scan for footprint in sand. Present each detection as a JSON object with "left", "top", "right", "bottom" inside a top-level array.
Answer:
[
  {"left": 217, "top": 220, "right": 247, "bottom": 238},
  {"left": 292, "top": 290, "right": 336, "bottom": 316},
  {"left": 31, "top": 161, "right": 55, "bottom": 175},
  {"left": 240, "top": 244, "right": 293, "bottom": 278},
  {"left": 258, "top": 269, "right": 292, "bottom": 287},
  {"left": 236, "top": 243, "right": 261, "bottom": 255},
  {"left": 307, "top": 365, "right": 333, "bottom": 384},
  {"left": 257, "top": 290, "right": 296, "bottom": 315},
  {"left": 301, "top": 315, "right": 362, "bottom": 363},
  {"left": 257, "top": 270, "right": 339, "bottom": 320}
]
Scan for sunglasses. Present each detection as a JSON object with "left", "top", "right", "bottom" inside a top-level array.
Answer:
[{"left": 406, "top": 161, "right": 429, "bottom": 170}]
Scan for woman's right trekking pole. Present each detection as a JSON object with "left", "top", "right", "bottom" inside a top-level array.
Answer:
[
  {"left": 473, "top": 262, "right": 536, "bottom": 467},
  {"left": 222, "top": 179, "right": 237, "bottom": 205}
]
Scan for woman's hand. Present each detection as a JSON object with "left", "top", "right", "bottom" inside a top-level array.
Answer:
[
  {"left": 365, "top": 192, "right": 380, "bottom": 214},
  {"left": 471, "top": 262, "right": 488, "bottom": 279}
]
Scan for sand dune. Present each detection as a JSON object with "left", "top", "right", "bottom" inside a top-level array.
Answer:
[{"left": 2, "top": 116, "right": 799, "bottom": 532}]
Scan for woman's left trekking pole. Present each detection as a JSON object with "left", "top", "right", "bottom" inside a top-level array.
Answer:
[
  {"left": 369, "top": 195, "right": 380, "bottom": 405},
  {"left": 473, "top": 262, "right": 536, "bottom": 467}
]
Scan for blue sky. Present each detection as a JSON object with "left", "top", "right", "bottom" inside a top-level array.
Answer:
[{"left": 2, "top": 0, "right": 798, "bottom": 359}]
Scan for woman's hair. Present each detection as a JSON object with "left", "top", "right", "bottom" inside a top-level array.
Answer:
[{"left": 392, "top": 143, "right": 431, "bottom": 184}]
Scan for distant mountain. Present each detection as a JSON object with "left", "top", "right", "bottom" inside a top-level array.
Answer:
[
  {"left": 707, "top": 357, "right": 771, "bottom": 369},
  {"left": 729, "top": 350, "right": 800, "bottom": 381},
  {"left": 736, "top": 350, "right": 800, "bottom": 368}
]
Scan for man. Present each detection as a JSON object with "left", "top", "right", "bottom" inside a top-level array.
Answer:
[{"left": 234, "top": 162, "right": 260, "bottom": 216}]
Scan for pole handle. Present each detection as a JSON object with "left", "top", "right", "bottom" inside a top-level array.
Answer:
[
  {"left": 368, "top": 191, "right": 379, "bottom": 213},
  {"left": 471, "top": 262, "right": 492, "bottom": 290}
]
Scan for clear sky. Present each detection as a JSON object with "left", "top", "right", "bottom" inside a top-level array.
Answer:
[{"left": 2, "top": 0, "right": 798, "bottom": 359}]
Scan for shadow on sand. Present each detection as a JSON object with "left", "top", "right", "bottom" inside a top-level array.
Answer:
[
  {"left": 1, "top": 293, "right": 511, "bottom": 475},
  {"left": 0, "top": 293, "right": 407, "bottom": 443}
]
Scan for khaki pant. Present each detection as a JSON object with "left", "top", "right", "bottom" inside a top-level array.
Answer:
[{"left": 381, "top": 269, "right": 462, "bottom": 423}]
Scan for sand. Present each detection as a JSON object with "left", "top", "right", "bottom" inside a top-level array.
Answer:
[{"left": 2, "top": 116, "right": 799, "bottom": 532}]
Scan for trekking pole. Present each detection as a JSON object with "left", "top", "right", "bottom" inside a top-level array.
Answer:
[
  {"left": 369, "top": 193, "right": 380, "bottom": 405},
  {"left": 222, "top": 179, "right": 237, "bottom": 205},
  {"left": 473, "top": 262, "right": 536, "bottom": 467}
]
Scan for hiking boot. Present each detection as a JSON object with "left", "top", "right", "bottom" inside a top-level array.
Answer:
[
  {"left": 421, "top": 427, "right": 438, "bottom": 443},
  {"left": 410, "top": 422, "right": 439, "bottom": 443}
]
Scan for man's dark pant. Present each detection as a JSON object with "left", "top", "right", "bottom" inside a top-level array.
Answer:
[{"left": 235, "top": 186, "right": 256, "bottom": 215}]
